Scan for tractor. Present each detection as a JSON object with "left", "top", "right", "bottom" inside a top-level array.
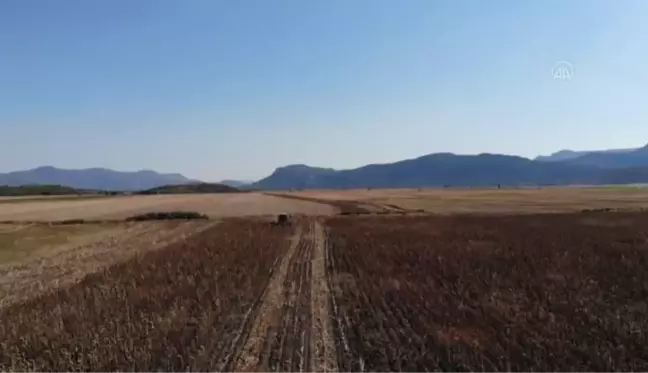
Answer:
[{"left": 274, "top": 213, "right": 292, "bottom": 227}]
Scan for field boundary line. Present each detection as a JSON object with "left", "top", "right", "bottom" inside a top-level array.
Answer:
[
  {"left": 311, "top": 220, "right": 339, "bottom": 372},
  {"left": 229, "top": 224, "right": 304, "bottom": 372}
]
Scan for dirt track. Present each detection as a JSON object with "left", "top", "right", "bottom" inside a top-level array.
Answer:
[{"left": 0, "top": 193, "right": 336, "bottom": 221}]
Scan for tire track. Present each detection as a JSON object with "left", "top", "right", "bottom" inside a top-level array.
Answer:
[
  {"left": 230, "top": 224, "right": 303, "bottom": 372},
  {"left": 268, "top": 222, "right": 313, "bottom": 372},
  {"left": 231, "top": 219, "right": 341, "bottom": 372},
  {"left": 311, "top": 221, "right": 340, "bottom": 372}
]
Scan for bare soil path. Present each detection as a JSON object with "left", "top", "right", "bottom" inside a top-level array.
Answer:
[{"left": 231, "top": 219, "right": 339, "bottom": 372}]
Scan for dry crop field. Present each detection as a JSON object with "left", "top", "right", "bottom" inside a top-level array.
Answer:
[
  {"left": 277, "top": 186, "right": 648, "bottom": 214},
  {"left": 0, "top": 192, "right": 335, "bottom": 222},
  {"left": 0, "top": 218, "right": 329, "bottom": 371},
  {"left": 1, "top": 209, "right": 647, "bottom": 371},
  {"left": 325, "top": 213, "right": 648, "bottom": 371}
]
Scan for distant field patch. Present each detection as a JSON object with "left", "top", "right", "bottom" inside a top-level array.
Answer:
[
  {"left": 0, "top": 193, "right": 335, "bottom": 222},
  {"left": 277, "top": 187, "right": 648, "bottom": 214}
]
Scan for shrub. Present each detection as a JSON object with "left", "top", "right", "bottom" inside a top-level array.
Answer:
[
  {"left": 125, "top": 211, "right": 209, "bottom": 222},
  {"left": 58, "top": 219, "right": 86, "bottom": 225}
]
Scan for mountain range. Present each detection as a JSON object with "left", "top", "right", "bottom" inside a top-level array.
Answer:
[
  {"left": 0, "top": 166, "right": 194, "bottom": 191},
  {"left": 3, "top": 144, "right": 648, "bottom": 191},
  {"left": 253, "top": 144, "right": 648, "bottom": 189}
]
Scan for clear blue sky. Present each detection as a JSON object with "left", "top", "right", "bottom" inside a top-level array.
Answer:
[{"left": 2, "top": 0, "right": 647, "bottom": 181}]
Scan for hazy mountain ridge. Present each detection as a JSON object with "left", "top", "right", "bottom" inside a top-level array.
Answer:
[
  {"left": 254, "top": 148, "right": 648, "bottom": 190},
  {"left": 5, "top": 144, "right": 648, "bottom": 191},
  {"left": 254, "top": 153, "right": 592, "bottom": 189},
  {"left": 0, "top": 166, "right": 195, "bottom": 191}
]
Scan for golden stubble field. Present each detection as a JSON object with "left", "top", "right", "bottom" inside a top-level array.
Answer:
[
  {"left": 0, "top": 192, "right": 336, "bottom": 221},
  {"left": 276, "top": 186, "right": 648, "bottom": 213}
]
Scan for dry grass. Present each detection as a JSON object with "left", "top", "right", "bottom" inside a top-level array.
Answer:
[
  {"left": 0, "top": 221, "right": 215, "bottom": 308},
  {"left": 280, "top": 186, "right": 648, "bottom": 214},
  {"left": 0, "top": 193, "right": 336, "bottom": 222}
]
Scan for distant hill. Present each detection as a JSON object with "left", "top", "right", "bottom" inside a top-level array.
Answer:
[
  {"left": 535, "top": 148, "right": 638, "bottom": 162},
  {"left": 0, "top": 166, "right": 195, "bottom": 191},
  {"left": 253, "top": 152, "right": 648, "bottom": 190},
  {"left": 0, "top": 184, "right": 82, "bottom": 196},
  {"left": 136, "top": 183, "right": 240, "bottom": 195},
  {"left": 254, "top": 165, "right": 336, "bottom": 189}
]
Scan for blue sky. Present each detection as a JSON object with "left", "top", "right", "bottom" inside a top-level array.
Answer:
[{"left": 1, "top": 0, "right": 647, "bottom": 181}]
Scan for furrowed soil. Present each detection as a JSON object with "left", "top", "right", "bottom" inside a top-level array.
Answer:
[{"left": 325, "top": 212, "right": 648, "bottom": 371}]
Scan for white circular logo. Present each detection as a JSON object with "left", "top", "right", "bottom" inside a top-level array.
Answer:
[{"left": 552, "top": 61, "right": 574, "bottom": 81}]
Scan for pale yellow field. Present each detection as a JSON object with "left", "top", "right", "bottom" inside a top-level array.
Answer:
[
  {"left": 277, "top": 186, "right": 648, "bottom": 213},
  {"left": 0, "top": 193, "right": 336, "bottom": 221}
]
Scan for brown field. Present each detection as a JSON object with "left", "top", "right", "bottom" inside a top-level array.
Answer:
[
  {"left": 0, "top": 193, "right": 335, "bottom": 221},
  {"left": 1, "top": 211, "right": 647, "bottom": 371},
  {"left": 0, "top": 219, "right": 295, "bottom": 371},
  {"left": 325, "top": 213, "right": 648, "bottom": 371},
  {"left": 277, "top": 186, "right": 648, "bottom": 213}
]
